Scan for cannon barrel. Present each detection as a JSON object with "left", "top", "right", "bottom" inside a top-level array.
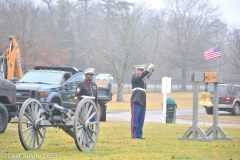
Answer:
[
  {"left": 45, "top": 103, "right": 65, "bottom": 112},
  {"left": 52, "top": 103, "right": 66, "bottom": 111},
  {"left": 44, "top": 103, "right": 74, "bottom": 116}
]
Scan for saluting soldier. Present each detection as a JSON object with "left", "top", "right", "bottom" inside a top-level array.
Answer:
[
  {"left": 130, "top": 64, "right": 154, "bottom": 139},
  {"left": 74, "top": 68, "right": 98, "bottom": 105}
]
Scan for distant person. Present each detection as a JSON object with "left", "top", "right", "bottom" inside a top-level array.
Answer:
[
  {"left": 130, "top": 64, "right": 154, "bottom": 139},
  {"left": 62, "top": 76, "right": 65, "bottom": 84}
]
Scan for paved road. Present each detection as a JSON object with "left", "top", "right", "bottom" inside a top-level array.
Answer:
[{"left": 106, "top": 109, "right": 240, "bottom": 127}]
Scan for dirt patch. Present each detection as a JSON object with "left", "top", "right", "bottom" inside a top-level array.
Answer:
[{"left": 177, "top": 113, "right": 240, "bottom": 124}]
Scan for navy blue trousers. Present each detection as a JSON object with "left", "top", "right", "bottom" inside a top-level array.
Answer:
[{"left": 131, "top": 102, "right": 146, "bottom": 138}]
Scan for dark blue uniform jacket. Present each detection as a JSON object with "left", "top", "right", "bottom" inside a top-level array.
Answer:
[
  {"left": 75, "top": 80, "right": 98, "bottom": 104},
  {"left": 130, "top": 70, "right": 150, "bottom": 106}
]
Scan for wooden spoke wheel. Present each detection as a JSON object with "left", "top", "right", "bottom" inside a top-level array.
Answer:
[
  {"left": 18, "top": 98, "right": 46, "bottom": 150},
  {"left": 73, "top": 98, "right": 100, "bottom": 152}
]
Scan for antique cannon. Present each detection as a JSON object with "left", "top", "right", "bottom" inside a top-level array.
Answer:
[{"left": 17, "top": 98, "right": 100, "bottom": 152}]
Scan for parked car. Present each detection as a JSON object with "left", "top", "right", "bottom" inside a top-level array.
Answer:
[
  {"left": 95, "top": 74, "right": 114, "bottom": 84},
  {"left": 205, "top": 83, "right": 240, "bottom": 115}
]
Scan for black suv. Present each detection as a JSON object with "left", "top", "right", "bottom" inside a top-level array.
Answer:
[
  {"left": 0, "top": 77, "right": 17, "bottom": 133},
  {"left": 205, "top": 83, "right": 240, "bottom": 115}
]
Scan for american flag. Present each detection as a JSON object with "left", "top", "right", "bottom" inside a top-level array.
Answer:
[{"left": 204, "top": 46, "right": 221, "bottom": 60}]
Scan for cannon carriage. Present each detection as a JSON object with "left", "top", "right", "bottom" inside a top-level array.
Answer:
[{"left": 18, "top": 98, "right": 100, "bottom": 152}]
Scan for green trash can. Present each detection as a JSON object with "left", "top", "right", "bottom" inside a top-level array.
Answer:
[{"left": 166, "top": 98, "right": 177, "bottom": 123}]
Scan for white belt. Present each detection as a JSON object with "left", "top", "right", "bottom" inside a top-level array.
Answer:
[
  {"left": 132, "top": 87, "right": 146, "bottom": 92},
  {"left": 81, "top": 96, "right": 95, "bottom": 99}
]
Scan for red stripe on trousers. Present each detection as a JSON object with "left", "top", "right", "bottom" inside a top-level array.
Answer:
[{"left": 131, "top": 103, "right": 134, "bottom": 138}]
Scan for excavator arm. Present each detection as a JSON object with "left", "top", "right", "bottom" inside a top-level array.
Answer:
[{"left": 0, "top": 36, "right": 24, "bottom": 80}]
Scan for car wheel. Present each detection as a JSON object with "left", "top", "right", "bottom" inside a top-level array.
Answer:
[
  {"left": 8, "top": 116, "right": 12, "bottom": 123},
  {"left": 99, "top": 102, "right": 106, "bottom": 122},
  {"left": 205, "top": 106, "right": 213, "bottom": 115},
  {"left": 0, "top": 103, "right": 8, "bottom": 133},
  {"left": 51, "top": 97, "right": 62, "bottom": 106},
  {"left": 231, "top": 103, "right": 240, "bottom": 115}
]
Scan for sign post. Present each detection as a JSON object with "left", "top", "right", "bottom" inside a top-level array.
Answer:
[{"left": 162, "top": 77, "right": 171, "bottom": 123}]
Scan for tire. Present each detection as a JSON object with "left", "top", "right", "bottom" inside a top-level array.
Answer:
[
  {"left": 0, "top": 103, "right": 8, "bottom": 134},
  {"left": 97, "top": 104, "right": 101, "bottom": 121},
  {"left": 205, "top": 106, "right": 213, "bottom": 115},
  {"left": 51, "top": 98, "right": 62, "bottom": 106},
  {"left": 99, "top": 102, "right": 106, "bottom": 122},
  {"left": 231, "top": 103, "right": 240, "bottom": 115},
  {"left": 8, "top": 116, "right": 12, "bottom": 123}
]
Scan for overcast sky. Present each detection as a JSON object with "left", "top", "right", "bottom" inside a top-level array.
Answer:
[
  {"left": 139, "top": 0, "right": 240, "bottom": 26},
  {"left": 211, "top": 0, "right": 240, "bottom": 25},
  {"left": 36, "top": 0, "right": 240, "bottom": 26}
]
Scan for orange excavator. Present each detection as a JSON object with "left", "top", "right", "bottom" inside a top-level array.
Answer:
[
  {"left": 0, "top": 36, "right": 24, "bottom": 80},
  {"left": 0, "top": 36, "right": 24, "bottom": 133}
]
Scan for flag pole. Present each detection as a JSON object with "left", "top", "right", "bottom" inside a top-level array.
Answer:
[{"left": 216, "top": 58, "right": 219, "bottom": 73}]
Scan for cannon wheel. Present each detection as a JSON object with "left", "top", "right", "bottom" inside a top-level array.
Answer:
[
  {"left": 0, "top": 103, "right": 8, "bottom": 134},
  {"left": 73, "top": 98, "right": 100, "bottom": 152},
  {"left": 18, "top": 98, "right": 46, "bottom": 150}
]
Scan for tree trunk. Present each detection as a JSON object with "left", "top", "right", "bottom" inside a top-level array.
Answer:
[
  {"left": 117, "top": 82, "right": 124, "bottom": 102},
  {"left": 180, "top": 60, "right": 187, "bottom": 91}
]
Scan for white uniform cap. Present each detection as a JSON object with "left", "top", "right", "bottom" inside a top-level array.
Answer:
[
  {"left": 134, "top": 64, "right": 146, "bottom": 70},
  {"left": 83, "top": 68, "right": 95, "bottom": 75}
]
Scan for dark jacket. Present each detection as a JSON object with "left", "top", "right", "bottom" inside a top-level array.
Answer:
[
  {"left": 75, "top": 79, "right": 98, "bottom": 104},
  {"left": 130, "top": 70, "right": 149, "bottom": 106}
]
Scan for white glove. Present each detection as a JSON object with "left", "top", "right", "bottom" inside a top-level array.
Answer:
[{"left": 147, "top": 64, "right": 154, "bottom": 72}]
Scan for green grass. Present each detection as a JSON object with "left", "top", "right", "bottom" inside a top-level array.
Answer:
[
  {"left": 1, "top": 92, "right": 239, "bottom": 159},
  {"left": 1, "top": 122, "right": 239, "bottom": 160}
]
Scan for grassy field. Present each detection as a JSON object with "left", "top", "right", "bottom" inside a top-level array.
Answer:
[
  {"left": 1, "top": 122, "right": 239, "bottom": 160},
  {"left": 1, "top": 92, "right": 239, "bottom": 159}
]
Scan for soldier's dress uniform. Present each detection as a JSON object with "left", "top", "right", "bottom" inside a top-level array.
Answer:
[
  {"left": 75, "top": 68, "right": 98, "bottom": 105},
  {"left": 75, "top": 79, "right": 98, "bottom": 104},
  {"left": 74, "top": 68, "right": 98, "bottom": 136},
  {"left": 130, "top": 64, "right": 153, "bottom": 139}
]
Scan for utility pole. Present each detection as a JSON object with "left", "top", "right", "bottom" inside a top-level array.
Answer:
[{"left": 85, "top": 0, "right": 89, "bottom": 68}]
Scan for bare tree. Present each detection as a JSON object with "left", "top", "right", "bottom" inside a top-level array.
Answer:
[
  {"left": 163, "top": 0, "right": 222, "bottom": 91},
  {"left": 226, "top": 28, "right": 240, "bottom": 74},
  {"left": 0, "top": 0, "right": 74, "bottom": 70},
  {"left": 86, "top": 2, "right": 160, "bottom": 101},
  {"left": 42, "top": 0, "right": 54, "bottom": 32},
  {"left": 0, "top": 0, "right": 49, "bottom": 69},
  {"left": 70, "top": 0, "right": 98, "bottom": 69}
]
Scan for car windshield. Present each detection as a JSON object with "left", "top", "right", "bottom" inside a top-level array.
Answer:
[
  {"left": 208, "top": 85, "right": 227, "bottom": 95},
  {"left": 18, "top": 71, "right": 63, "bottom": 85}
]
